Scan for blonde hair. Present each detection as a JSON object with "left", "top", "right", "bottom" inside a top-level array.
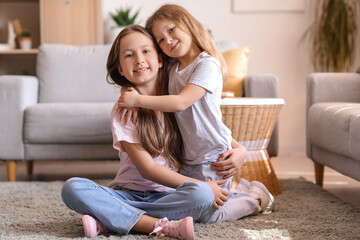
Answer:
[
  {"left": 106, "top": 24, "right": 183, "bottom": 170},
  {"left": 146, "top": 4, "right": 228, "bottom": 81}
]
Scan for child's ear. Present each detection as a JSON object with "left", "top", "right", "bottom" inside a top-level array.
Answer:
[
  {"left": 158, "top": 54, "right": 163, "bottom": 68},
  {"left": 117, "top": 66, "right": 124, "bottom": 76}
]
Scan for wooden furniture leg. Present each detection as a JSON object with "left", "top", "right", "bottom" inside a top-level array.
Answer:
[
  {"left": 7, "top": 161, "right": 17, "bottom": 182},
  {"left": 26, "top": 161, "right": 34, "bottom": 175},
  {"left": 314, "top": 162, "right": 324, "bottom": 187}
]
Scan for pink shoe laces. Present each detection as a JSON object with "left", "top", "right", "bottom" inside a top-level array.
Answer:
[{"left": 150, "top": 217, "right": 181, "bottom": 238}]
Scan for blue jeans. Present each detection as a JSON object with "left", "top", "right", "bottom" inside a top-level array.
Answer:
[
  {"left": 180, "top": 162, "right": 260, "bottom": 223},
  {"left": 61, "top": 177, "right": 215, "bottom": 235}
]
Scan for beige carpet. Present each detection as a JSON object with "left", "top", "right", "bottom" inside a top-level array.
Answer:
[{"left": 0, "top": 178, "right": 359, "bottom": 240}]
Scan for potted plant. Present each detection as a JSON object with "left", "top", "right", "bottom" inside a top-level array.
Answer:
[
  {"left": 19, "top": 31, "right": 32, "bottom": 50},
  {"left": 108, "top": 7, "right": 140, "bottom": 43},
  {"left": 303, "top": 0, "right": 359, "bottom": 72}
]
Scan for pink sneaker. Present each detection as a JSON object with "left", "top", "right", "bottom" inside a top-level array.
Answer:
[
  {"left": 81, "top": 215, "right": 108, "bottom": 238},
  {"left": 150, "top": 217, "right": 194, "bottom": 240}
]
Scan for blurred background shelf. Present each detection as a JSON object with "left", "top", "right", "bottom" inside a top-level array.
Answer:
[
  {"left": 0, "top": 0, "right": 102, "bottom": 75},
  {"left": 0, "top": 49, "right": 38, "bottom": 55}
]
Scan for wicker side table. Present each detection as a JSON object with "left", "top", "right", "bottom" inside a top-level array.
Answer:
[{"left": 221, "top": 97, "right": 285, "bottom": 195}]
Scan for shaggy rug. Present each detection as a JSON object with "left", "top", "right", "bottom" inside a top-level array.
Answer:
[{"left": 0, "top": 178, "right": 359, "bottom": 240}]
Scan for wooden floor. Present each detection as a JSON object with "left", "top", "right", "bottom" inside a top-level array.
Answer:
[{"left": 1, "top": 154, "right": 359, "bottom": 208}]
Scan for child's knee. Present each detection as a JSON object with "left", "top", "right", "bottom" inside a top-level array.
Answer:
[
  {"left": 61, "top": 177, "right": 90, "bottom": 203},
  {"left": 182, "top": 182, "right": 214, "bottom": 205}
]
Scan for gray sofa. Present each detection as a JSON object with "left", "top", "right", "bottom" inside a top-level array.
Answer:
[
  {"left": 306, "top": 73, "right": 360, "bottom": 186},
  {"left": 0, "top": 43, "right": 279, "bottom": 181}
]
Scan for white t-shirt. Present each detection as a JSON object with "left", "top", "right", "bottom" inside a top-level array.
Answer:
[
  {"left": 108, "top": 105, "right": 177, "bottom": 192},
  {"left": 168, "top": 51, "right": 232, "bottom": 165}
]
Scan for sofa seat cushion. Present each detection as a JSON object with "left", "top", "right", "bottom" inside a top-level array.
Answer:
[
  {"left": 308, "top": 102, "right": 360, "bottom": 162},
  {"left": 24, "top": 103, "right": 114, "bottom": 144}
]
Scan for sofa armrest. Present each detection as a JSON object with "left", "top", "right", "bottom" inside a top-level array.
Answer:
[
  {"left": 307, "top": 73, "right": 360, "bottom": 108},
  {"left": 244, "top": 74, "right": 279, "bottom": 98},
  {"left": 306, "top": 73, "right": 360, "bottom": 158},
  {"left": 0, "top": 75, "right": 39, "bottom": 160},
  {"left": 243, "top": 74, "right": 279, "bottom": 157}
]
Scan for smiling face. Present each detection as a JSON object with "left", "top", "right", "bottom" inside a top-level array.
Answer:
[
  {"left": 151, "top": 19, "right": 193, "bottom": 59},
  {"left": 118, "top": 32, "right": 163, "bottom": 94}
]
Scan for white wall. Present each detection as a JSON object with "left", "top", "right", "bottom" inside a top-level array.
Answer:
[{"left": 102, "top": 0, "right": 360, "bottom": 157}]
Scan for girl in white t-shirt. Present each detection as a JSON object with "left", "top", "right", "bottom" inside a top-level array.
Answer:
[
  {"left": 118, "top": 4, "right": 274, "bottom": 224},
  {"left": 62, "top": 24, "right": 244, "bottom": 239}
]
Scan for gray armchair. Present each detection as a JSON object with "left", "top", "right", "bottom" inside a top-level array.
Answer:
[
  {"left": 0, "top": 43, "right": 279, "bottom": 181},
  {"left": 306, "top": 73, "right": 360, "bottom": 186}
]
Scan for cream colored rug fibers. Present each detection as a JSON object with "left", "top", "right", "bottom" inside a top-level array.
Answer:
[{"left": 0, "top": 178, "right": 359, "bottom": 240}]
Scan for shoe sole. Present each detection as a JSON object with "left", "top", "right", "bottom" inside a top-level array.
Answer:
[
  {"left": 82, "top": 215, "right": 98, "bottom": 238},
  {"left": 250, "top": 181, "right": 275, "bottom": 214},
  {"left": 180, "top": 216, "right": 194, "bottom": 240}
]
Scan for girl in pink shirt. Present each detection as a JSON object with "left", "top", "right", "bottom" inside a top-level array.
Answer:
[{"left": 62, "top": 24, "right": 247, "bottom": 239}]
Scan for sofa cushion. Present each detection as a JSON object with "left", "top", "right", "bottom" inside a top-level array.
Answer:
[
  {"left": 37, "top": 44, "right": 119, "bottom": 103},
  {"left": 308, "top": 102, "right": 360, "bottom": 162},
  {"left": 222, "top": 47, "right": 251, "bottom": 97},
  {"left": 215, "top": 41, "right": 250, "bottom": 97},
  {"left": 24, "top": 103, "right": 114, "bottom": 144}
]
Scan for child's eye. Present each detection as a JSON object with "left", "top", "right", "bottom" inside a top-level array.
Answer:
[
  {"left": 143, "top": 49, "right": 150, "bottom": 54},
  {"left": 169, "top": 27, "right": 175, "bottom": 33},
  {"left": 125, "top": 53, "right": 133, "bottom": 58},
  {"left": 158, "top": 38, "right": 164, "bottom": 44}
]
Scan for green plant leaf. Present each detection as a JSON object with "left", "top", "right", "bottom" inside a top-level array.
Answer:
[{"left": 110, "top": 7, "right": 140, "bottom": 26}]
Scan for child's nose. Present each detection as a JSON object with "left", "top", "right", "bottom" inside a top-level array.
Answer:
[
  {"left": 166, "top": 37, "right": 172, "bottom": 44},
  {"left": 136, "top": 55, "right": 145, "bottom": 64}
]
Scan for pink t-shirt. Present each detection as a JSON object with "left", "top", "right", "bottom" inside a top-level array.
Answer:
[{"left": 108, "top": 105, "right": 177, "bottom": 192}]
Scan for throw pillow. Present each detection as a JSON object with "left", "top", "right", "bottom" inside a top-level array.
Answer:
[{"left": 222, "top": 47, "right": 251, "bottom": 97}]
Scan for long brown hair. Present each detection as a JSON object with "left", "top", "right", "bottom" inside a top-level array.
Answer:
[
  {"left": 106, "top": 25, "right": 183, "bottom": 169},
  {"left": 146, "top": 4, "right": 228, "bottom": 81}
]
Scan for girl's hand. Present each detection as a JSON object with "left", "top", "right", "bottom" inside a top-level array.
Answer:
[
  {"left": 211, "top": 144, "right": 247, "bottom": 179},
  {"left": 117, "top": 87, "right": 138, "bottom": 124},
  {"left": 205, "top": 179, "right": 229, "bottom": 210},
  {"left": 117, "top": 106, "right": 139, "bottom": 124},
  {"left": 118, "top": 87, "right": 140, "bottom": 108}
]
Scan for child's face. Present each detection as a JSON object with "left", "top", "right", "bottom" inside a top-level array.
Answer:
[
  {"left": 151, "top": 19, "right": 193, "bottom": 59},
  {"left": 118, "top": 32, "right": 163, "bottom": 91}
]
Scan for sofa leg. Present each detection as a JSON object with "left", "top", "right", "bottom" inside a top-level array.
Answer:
[
  {"left": 314, "top": 162, "right": 324, "bottom": 187},
  {"left": 7, "top": 161, "right": 17, "bottom": 182},
  {"left": 26, "top": 161, "right": 34, "bottom": 175}
]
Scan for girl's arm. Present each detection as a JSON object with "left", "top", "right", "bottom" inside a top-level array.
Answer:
[
  {"left": 211, "top": 139, "right": 247, "bottom": 179},
  {"left": 119, "top": 83, "right": 206, "bottom": 112},
  {"left": 122, "top": 141, "right": 228, "bottom": 209}
]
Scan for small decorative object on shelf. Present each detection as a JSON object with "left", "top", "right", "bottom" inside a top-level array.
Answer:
[
  {"left": 107, "top": 7, "right": 140, "bottom": 43},
  {"left": 19, "top": 31, "right": 32, "bottom": 50},
  {"left": 111, "top": 7, "right": 139, "bottom": 26},
  {"left": 0, "top": 21, "right": 16, "bottom": 51}
]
